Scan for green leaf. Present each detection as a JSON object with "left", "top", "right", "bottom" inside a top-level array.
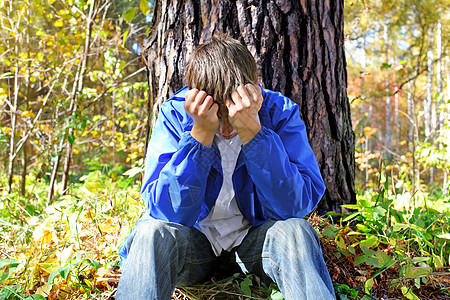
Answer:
[
  {"left": 401, "top": 286, "right": 420, "bottom": 300},
  {"left": 371, "top": 251, "right": 393, "bottom": 268},
  {"left": 0, "top": 260, "right": 18, "bottom": 269},
  {"left": 434, "top": 92, "right": 441, "bottom": 100},
  {"left": 140, "top": 0, "right": 150, "bottom": 16},
  {"left": 123, "top": 27, "right": 130, "bottom": 47},
  {"left": 348, "top": 246, "right": 356, "bottom": 255},
  {"left": 359, "top": 198, "right": 372, "bottom": 208},
  {"left": 342, "top": 204, "right": 362, "bottom": 210},
  {"left": 409, "top": 224, "right": 425, "bottom": 233},
  {"left": 374, "top": 206, "right": 387, "bottom": 216},
  {"left": 68, "top": 135, "right": 75, "bottom": 144},
  {"left": 0, "top": 286, "right": 16, "bottom": 300},
  {"left": 365, "top": 256, "right": 380, "bottom": 267},
  {"left": 343, "top": 212, "right": 361, "bottom": 222},
  {"left": 47, "top": 270, "right": 59, "bottom": 288},
  {"left": 323, "top": 227, "right": 336, "bottom": 237},
  {"left": 354, "top": 255, "right": 366, "bottom": 266},
  {"left": 122, "top": 8, "right": 135, "bottom": 23},
  {"left": 84, "top": 258, "right": 99, "bottom": 270},
  {"left": 0, "top": 260, "right": 19, "bottom": 284},
  {"left": 119, "top": 61, "right": 127, "bottom": 71},
  {"left": 414, "top": 218, "right": 425, "bottom": 229},
  {"left": 432, "top": 253, "right": 444, "bottom": 268},
  {"left": 380, "top": 63, "right": 392, "bottom": 70},
  {"left": 335, "top": 235, "right": 347, "bottom": 250},
  {"left": 59, "top": 266, "right": 71, "bottom": 281},
  {"left": 0, "top": 72, "right": 13, "bottom": 79},
  {"left": 393, "top": 223, "right": 408, "bottom": 232},
  {"left": 360, "top": 235, "right": 378, "bottom": 249},
  {"left": 364, "top": 278, "right": 373, "bottom": 294},
  {"left": 72, "top": 250, "right": 87, "bottom": 266},
  {"left": 31, "top": 295, "right": 46, "bottom": 300},
  {"left": 269, "top": 290, "right": 284, "bottom": 300},
  {"left": 240, "top": 276, "right": 252, "bottom": 296}
]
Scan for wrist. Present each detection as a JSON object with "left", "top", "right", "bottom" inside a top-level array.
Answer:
[
  {"left": 237, "top": 123, "right": 262, "bottom": 145},
  {"left": 191, "top": 123, "right": 216, "bottom": 147}
]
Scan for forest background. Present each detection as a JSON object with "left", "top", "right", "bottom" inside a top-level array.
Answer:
[{"left": 0, "top": 0, "right": 450, "bottom": 299}]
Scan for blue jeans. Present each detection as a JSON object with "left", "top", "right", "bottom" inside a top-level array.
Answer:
[{"left": 116, "top": 218, "right": 335, "bottom": 300}]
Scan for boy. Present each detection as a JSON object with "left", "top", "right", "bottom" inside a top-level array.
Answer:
[{"left": 116, "top": 35, "right": 335, "bottom": 300}]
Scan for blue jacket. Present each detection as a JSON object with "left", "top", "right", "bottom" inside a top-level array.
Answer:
[{"left": 119, "top": 86, "right": 325, "bottom": 260}]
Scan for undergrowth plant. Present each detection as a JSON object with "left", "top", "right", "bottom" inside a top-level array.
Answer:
[
  {"left": 322, "top": 165, "right": 450, "bottom": 299},
  {"left": 0, "top": 170, "right": 144, "bottom": 299}
]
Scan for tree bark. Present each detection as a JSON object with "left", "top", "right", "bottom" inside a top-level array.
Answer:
[{"left": 143, "top": 0, "right": 355, "bottom": 213}]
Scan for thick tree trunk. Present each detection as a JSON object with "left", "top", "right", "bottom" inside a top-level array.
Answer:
[{"left": 143, "top": 0, "right": 355, "bottom": 213}]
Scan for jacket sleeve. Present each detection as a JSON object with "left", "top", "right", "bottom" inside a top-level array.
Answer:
[
  {"left": 241, "top": 97, "right": 325, "bottom": 220},
  {"left": 140, "top": 101, "right": 217, "bottom": 227}
]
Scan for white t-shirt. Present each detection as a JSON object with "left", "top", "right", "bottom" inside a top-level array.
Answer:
[{"left": 197, "top": 134, "right": 251, "bottom": 256}]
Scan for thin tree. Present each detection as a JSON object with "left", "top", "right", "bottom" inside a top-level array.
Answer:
[{"left": 384, "top": 23, "right": 392, "bottom": 155}]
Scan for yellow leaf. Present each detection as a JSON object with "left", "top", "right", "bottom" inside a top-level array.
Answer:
[
  {"left": 21, "top": 110, "right": 36, "bottom": 118},
  {"left": 54, "top": 19, "right": 63, "bottom": 27}
]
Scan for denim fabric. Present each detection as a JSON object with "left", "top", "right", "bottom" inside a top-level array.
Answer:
[{"left": 116, "top": 218, "right": 335, "bottom": 300}]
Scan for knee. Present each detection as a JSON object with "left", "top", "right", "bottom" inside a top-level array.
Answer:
[
  {"left": 265, "top": 218, "right": 320, "bottom": 252},
  {"left": 286, "top": 218, "right": 318, "bottom": 238},
  {"left": 132, "top": 219, "right": 180, "bottom": 248}
]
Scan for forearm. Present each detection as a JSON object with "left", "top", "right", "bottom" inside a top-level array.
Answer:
[
  {"left": 142, "top": 132, "right": 218, "bottom": 226},
  {"left": 242, "top": 127, "right": 325, "bottom": 219},
  {"left": 237, "top": 120, "right": 261, "bottom": 145}
]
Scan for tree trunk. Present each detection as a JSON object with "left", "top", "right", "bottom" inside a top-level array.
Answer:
[
  {"left": 8, "top": 43, "right": 19, "bottom": 194},
  {"left": 436, "top": 22, "right": 443, "bottom": 128},
  {"left": 425, "top": 27, "right": 433, "bottom": 138},
  {"left": 143, "top": 0, "right": 355, "bottom": 213},
  {"left": 426, "top": 27, "right": 434, "bottom": 183},
  {"left": 384, "top": 24, "right": 391, "bottom": 154},
  {"left": 61, "top": 0, "right": 96, "bottom": 193}
]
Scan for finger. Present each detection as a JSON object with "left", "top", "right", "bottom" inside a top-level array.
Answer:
[
  {"left": 198, "top": 95, "right": 214, "bottom": 115},
  {"left": 211, "top": 102, "right": 219, "bottom": 115},
  {"left": 225, "top": 99, "right": 236, "bottom": 117},
  {"left": 185, "top": 88, "right": 198, "bottom": 103},
  {"left": 230, "top": 89, "right": 243, "bottom": 110},
  {"left": 184, "top": 89, "right": 198, "bottom": 111},
  {"left": 237, "top": 84, "right": 251, "bottom": 107},
  {"left": 193, "top": 91, "right": 208, "bottom": 108},
  {"left": 245, "top": 83, "right": 261, "bottom": 104}
]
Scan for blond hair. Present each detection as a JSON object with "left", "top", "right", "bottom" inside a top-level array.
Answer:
[{"left": 185, "top": 35, "right": 258, "bottom": 105}]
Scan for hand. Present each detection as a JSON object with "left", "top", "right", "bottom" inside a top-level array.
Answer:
[
  {"left": 185, "top": 88, "right": 219, "bottom": 147},
  {"left": 225, "top": 84, "right": 263, "bottom": 144}
]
